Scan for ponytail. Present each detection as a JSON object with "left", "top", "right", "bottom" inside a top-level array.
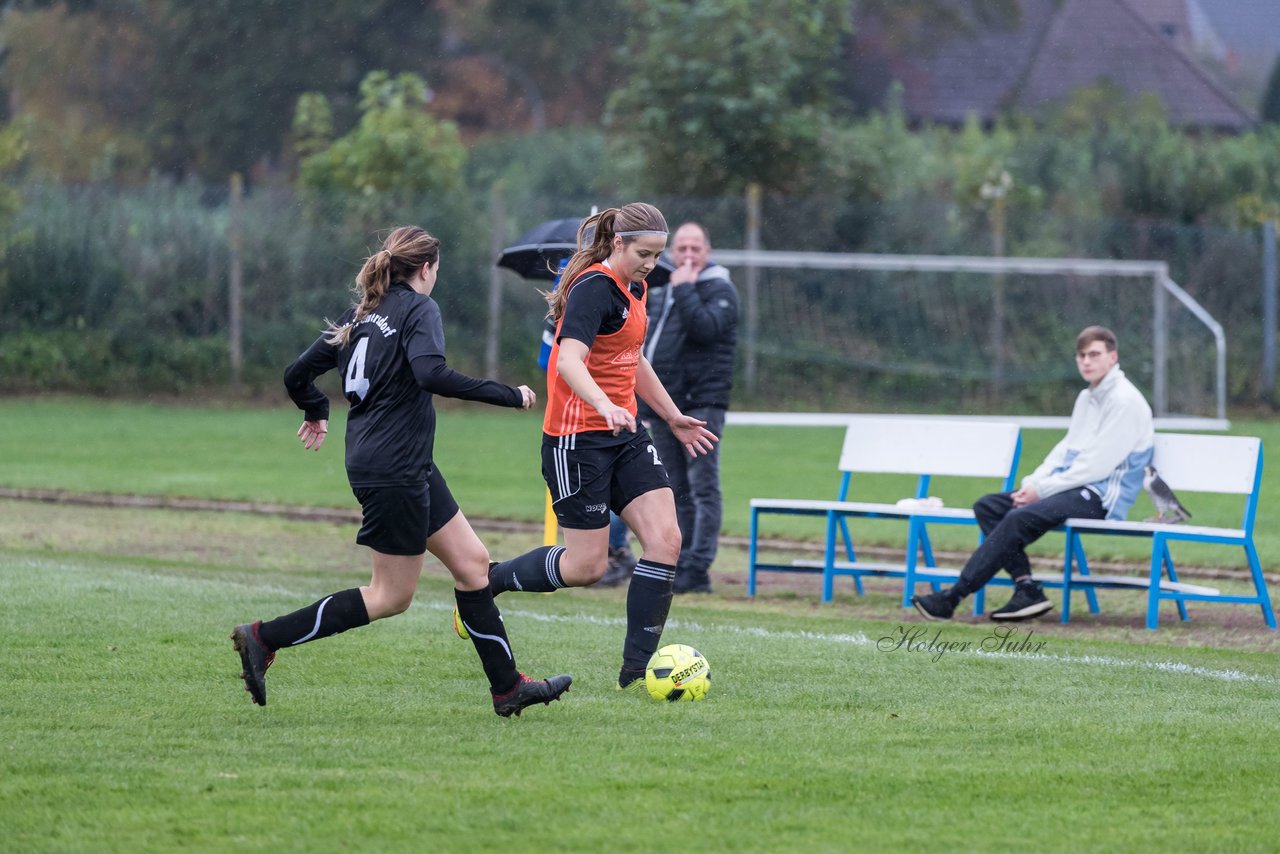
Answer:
[
  {"left": 325, "top": 227, "right": 440, "bottom": 346},
  {"left": 542, "top": 202, "right": 667, "bottom": 323}
]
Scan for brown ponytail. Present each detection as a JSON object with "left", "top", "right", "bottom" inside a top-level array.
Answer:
[
  {"left": 325, "top": 226, "right": 441, "bottom": 346},
  {"left": 543, "top": 202, "right": 667, "bottom": 322}
]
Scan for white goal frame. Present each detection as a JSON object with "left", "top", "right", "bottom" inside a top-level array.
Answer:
[{"left": 713, "top": 249, "right": 1227, "bottom": 425}]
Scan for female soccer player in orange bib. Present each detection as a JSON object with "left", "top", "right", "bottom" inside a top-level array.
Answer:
[{"left": 485, "top": 203, "right": 718, "bottom": 692}]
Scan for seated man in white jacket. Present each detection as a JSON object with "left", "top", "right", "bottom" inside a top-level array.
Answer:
[{"left": 913, "top": 325, "right": 1154, "bottom": 622}]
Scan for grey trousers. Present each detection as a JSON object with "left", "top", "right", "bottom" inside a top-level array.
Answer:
[{"left": 647, "top": 406, "right": 726, "bottom": 575}]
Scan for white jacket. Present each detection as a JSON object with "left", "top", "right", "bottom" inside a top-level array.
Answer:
[{"left": 1022, "top": 366, "right": 1154, "bottom": 520}]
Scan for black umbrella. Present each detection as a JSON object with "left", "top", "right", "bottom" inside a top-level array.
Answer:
[
  {"left": 645, "top": 254, "right": 675, "bottom": 288},
  {"left": 496, "top": 217, "right": 587, "bottom": 281},
  {"left": 496, "top": 217, "right": 675, "bottom": 285}
]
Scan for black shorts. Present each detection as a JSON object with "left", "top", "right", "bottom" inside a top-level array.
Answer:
[
  {"left": 352, "top": 465, "right": 460, "bottom": 556},
  {"left": 542, "top": 428, "right": 671, "bottom": 530}
]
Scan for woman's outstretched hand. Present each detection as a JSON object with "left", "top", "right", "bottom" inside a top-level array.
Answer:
[{"left": 298, "top": 419, "right": 329, "bottom": 451}]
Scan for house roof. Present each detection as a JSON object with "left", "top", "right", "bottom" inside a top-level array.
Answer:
[{"left": 857, "top": 0, "right": 1256, "bottom": 132}]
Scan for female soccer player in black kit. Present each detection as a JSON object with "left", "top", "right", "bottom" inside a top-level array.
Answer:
[
  {"left": 484, "top": 203, "right": 718, "bottom": 692},
  {"left": 231, "top": 226, "right": 571, "bottom": 717}
]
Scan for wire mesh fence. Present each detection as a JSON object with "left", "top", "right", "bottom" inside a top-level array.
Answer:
[{"left": 0, "top": 178, "right": 1273, "bottom": 414}]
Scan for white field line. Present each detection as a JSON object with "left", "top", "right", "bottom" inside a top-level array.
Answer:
[
  {"left": 7, "top": 557, "right": 1276, "bottom": 687},
  {"left": 416, "top": 601, "right": 1280, "bottom": 687}
]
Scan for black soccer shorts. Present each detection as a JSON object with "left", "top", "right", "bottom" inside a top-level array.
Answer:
[
  {"left": 352, "top": 465, "right": 461, "bottom": 555},
  {"left": 541, "top": 427, "right": 671, "bottom": 530}
]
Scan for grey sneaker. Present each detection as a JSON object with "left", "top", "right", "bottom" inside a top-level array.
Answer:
[
  {"left": 492, "top": 673, "right": 572, "bottom": 717},
  {"left": 673, "top": 570, "right": 712, "bottom": 594},
  {"left": 990, "top": 581, "right": 1053, "bottom": 621},
  {"left": 597, "top": 546, "right": 637, "bottom": 588}
]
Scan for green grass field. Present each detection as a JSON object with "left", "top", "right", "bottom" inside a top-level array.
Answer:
[
  {"left": 3, "top": 396, "right": 1280, "bottom": 565},
  {"left": 3, "top": 501, "right": 1280, "bottom": 852},
  {"left": 3, "top": 397, "right": 1280, "bottom": 851}
]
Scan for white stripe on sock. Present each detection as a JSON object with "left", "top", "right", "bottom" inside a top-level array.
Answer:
[
  {"left": 545, "top": 546, "right": 565, "bottom": 588},
  {"left": 291, "top": 595, "right": 333, "bottom": 644},
  {"left": 462, "top": 623, "right": 513, "bottom": 660},
  {"left": 634, "top": 563, "right": 675, "bottom": 581}
]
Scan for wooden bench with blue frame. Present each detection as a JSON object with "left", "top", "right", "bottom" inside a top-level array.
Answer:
[
  {"left": 1059, "top": 432, "right": 1275, "bottom": 630},
  {"left": 746, "top": 418, "right": 1053, "bottom": 610}
]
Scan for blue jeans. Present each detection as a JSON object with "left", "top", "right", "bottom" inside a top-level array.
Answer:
[
  {"left": 608, "top": 512, "right": 629, "bottom": 551},
  {"left": 646, "top": 406, "right": 726, "bottom": 574}
]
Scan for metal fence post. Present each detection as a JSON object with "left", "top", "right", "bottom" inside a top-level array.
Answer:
[
  {"left": 744, "top": 183, "right": 761, "bottom": 396},
  {"left": 1264, "top": 220, "right": 1277, "bottom": 394},
  {"left": 228, "top": 173, "right": 243, "bottom": 389},
  {"left": 1153, "top": 271, "right": 1167, "bottom": 417},
  {"left": 485, "top": 182, "right": 506, "bottom": 379}
]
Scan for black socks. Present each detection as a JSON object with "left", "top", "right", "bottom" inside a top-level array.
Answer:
[
  {"left": 454, "top": 586, "right": 520, "bottom": 695},
  {"left": 622, "top": 560, "right": 675, "bottom": 672},
  {"left": 488, "top": 546, "right": 566, "bottom": 595},
  {"left": 257, "top": 587, "right": 370, "bottom": 651}
]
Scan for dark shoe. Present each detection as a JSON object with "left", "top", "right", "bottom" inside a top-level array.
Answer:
[
  {"left": 911, "top": 590, "right": 955, "bottom": 621},
  {"left": 991, "top": 581, "right": 1053, "bottom": 621},
  {"left": 492, "top": 673, "right": 572, "bottom": 717},
  {"left": 231, "top": 621, "right": 275, "bottom": 706},
  {"left": 597, "top": 546, "right": 638, "bottom": 588},
  {"left": 673, "top": 570, "right": 713, "bottom": 595}
]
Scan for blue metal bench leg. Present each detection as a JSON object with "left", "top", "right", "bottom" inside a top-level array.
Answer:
[
  {"left": 837, "top": 515, "right": 864, "bottom": 595},
  {"left": 971, "top": 528, "right": 986, "bottom": 616},
  {"left": 1146, "top": 534, "right": 1165, "bottom": 630},
  {"left": 1072, "top": 537, "right": 1102, "bottom": 615},
  {"left": 838, "top": 516, "right": 859, "bottom": 562},
  {"left": 901, "top": 520, "right": 918, "bottom": 608},
  {"left": 919, "top": 526, "right": 946, "bottom": 596},
  {"left": 919, "top": 527, "right": 936, "bottom": 569},
  {"left": 1159, "top": 539, "right": 1190, "bottom": 622},
  {"left": 1061, "top": 530, "right": 1075, "bottom": 623},
  {"left": 822, "top": 511, "right": 837, "bottom": 603},
  {"left": 1245, "top": 541, "right": 1278, "bottom": 630},
  {"left": 747, "top": 509, "right": 759, "bottom": 597}
]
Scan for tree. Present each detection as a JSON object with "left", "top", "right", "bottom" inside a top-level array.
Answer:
[
  {"left": 0, "top": 120, "right": 28, "bottom": 311},
  {"left": 0, "top": 1, "right": 446, "bottom": 181},
  {"left": 145, "top": 1, "right": 443, "bottom": 180},
  {"left": 295, "top": 71, "right": 465, "bottom": 206},
  {"left": 1263, "top": 54, "right": 1280, "bottom": 126},
  {"left": 0, "top": 2, "right": 152, "bottom": 181},
  {"left": 606, "top": 0, "right": 851, "bottom": 195},
  {"left": 432, "top": 0, "right": 625, "bottom": 132}
]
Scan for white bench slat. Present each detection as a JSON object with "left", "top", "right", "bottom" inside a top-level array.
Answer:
[
  {"left": 1066, "top": 574, "right": 1220, "bottom": 596},
  {"left": 790, "top": 559, "right": 961, "bottom": 576},
  {"left": 1065, "top": 518, "right": 1245, "bottom": 539},
  {"left": 751, "top": 498, "right": 977, "bottom": 520},
  {"left": 789, "top": 560, "right": 1221, "bottom": 597}
]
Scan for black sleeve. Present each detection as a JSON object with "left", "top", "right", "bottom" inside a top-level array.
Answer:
[
  {"left": 409, "top": 354, "right": 523, "bottom": 407},
  {"left": 679, "top": 277, "right": 739, "bottom": 343},
  {"left": 401, "top": 296, "right": 447, "bottom": 361},
  {"left": 557, "top": 273, "right": 618, "bottom": 348},
  {"left": 283, "top": 334, "right": 338, "bottom": 422}
]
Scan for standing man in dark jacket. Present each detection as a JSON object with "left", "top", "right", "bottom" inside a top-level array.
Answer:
[{"left": 638, "top": 221, "right": 739, "bottom": 593}]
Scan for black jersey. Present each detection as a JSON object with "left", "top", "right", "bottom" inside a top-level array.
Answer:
[
  {"left": 556, "top": 272, "right": 646, "bottom": 349},
  {"left": 285, "top": 282, "right": 522, "bottom": 487}
]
